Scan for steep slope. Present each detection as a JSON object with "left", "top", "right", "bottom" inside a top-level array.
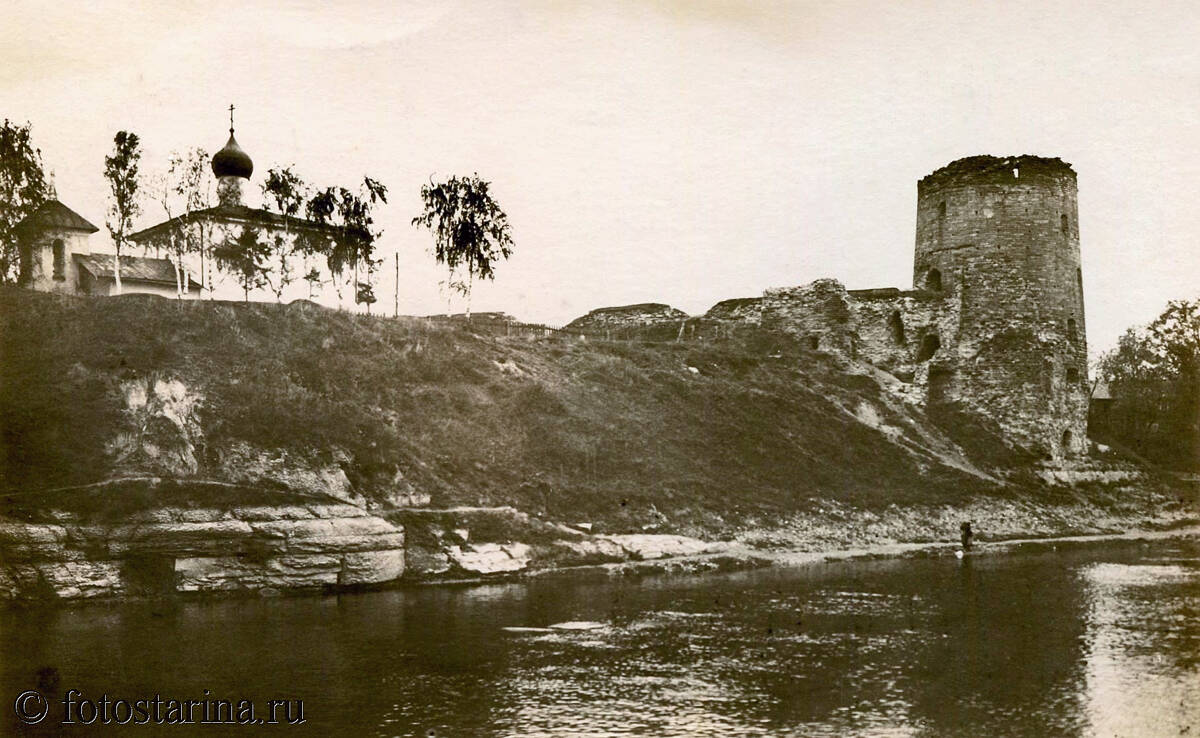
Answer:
[{"left": 1, "top": 288, "right": 1011, "bottom": 535}]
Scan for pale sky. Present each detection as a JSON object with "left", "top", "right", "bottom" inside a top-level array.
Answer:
[{"left": 3, "top": 0, "right": 1197, "bottom": 352}]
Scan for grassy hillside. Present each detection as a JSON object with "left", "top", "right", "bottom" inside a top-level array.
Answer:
[{"left": 0, "top": 288, "right": 1013, "bottom": 535}]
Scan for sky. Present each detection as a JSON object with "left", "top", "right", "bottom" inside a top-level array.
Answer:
[{"left": 2, "top": 0, "right": 1198, "bottom": 353}]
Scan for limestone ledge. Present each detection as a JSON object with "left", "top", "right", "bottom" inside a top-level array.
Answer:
[
  {"left": 403, "top": 533, "right": 728, "bottom": 580},
  {"left": 0, "top": 502, "right": 405, "bottom": 600}
]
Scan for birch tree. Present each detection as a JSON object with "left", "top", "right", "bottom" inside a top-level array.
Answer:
[
  {"left": 261, "top": 166, "right": 308, "bottom": 302},
  {"left": 103, "top": 131, "right": 142, "bottom": 295},
  {"left": 412, "top": 174, "right": 513, "bottom": 320}
]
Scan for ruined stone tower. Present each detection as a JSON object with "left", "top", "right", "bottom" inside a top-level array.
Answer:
[
  {"left": 578, "top": 154, "right": 1092, "bottom": 462},
  {"left": 913, "top": 155, "right": 1088, "bottom": 459}
]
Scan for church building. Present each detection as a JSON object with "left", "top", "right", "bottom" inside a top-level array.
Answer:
[
  {"left": 17, "top": 110, "right": 337, "bottom": 301},
  {"left": 15, "top": 199, "right": 199, "bottom": 298}
]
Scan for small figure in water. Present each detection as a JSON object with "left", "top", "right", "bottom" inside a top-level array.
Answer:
[{"left": 960, "top": 521, "right": 974, "bottom": 552}]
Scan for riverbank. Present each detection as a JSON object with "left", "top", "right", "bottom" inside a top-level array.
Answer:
[
  {"left": 2, "top": 478, "right": 1193, "bottom": 601},
  {"left": 409, "top": 483, "right": 1198, "bottom": 584},
  {"left": 2, "top": 288, "right": 1194, "bottom": 602},
  {"left": 552, "top": 523, "right": 1200, "bottom": 584}
]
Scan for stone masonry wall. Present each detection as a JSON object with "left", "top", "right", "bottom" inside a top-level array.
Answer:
[{"left": 914, "top": 155, "right": 1088, "bottom": 458}]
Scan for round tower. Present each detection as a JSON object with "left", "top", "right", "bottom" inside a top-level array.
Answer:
[
  {"left": 913, "top": 155, "right": 1087, "bottom": 460},
  {"left": 212, "top": 106, "right": 253, "bottom": 207}
]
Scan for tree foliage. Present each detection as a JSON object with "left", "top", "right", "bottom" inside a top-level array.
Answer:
[
  {"left": 103, "top": 131, "right": 143, "bottom": 295},
  {"left": 170, "top": 148, "right": 215, "bottom": 295},
  {"left": 212, "top": 226, "right": 271, "bottom": 301},
  {"left": 305, "top": 177, "right": 388, "bottom": 307},
  {"left": 146, "top": 148, "right": 213, "bottom": 297},
  {"left": 260, "top": 166, "right": 310, "bottom": 301},
  {"left": 412, "top": 174, "right": 513, "bottom": 318},
  {"left": 0, "top": 119, "right": 49, "bottom": 283},
  {"left": 1095, "top": 297, "right": 1200, "bottom": 469}
]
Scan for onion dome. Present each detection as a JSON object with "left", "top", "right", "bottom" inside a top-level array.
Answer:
[{"left": 212, "top": 131, "right": 253, "bottom": 179}]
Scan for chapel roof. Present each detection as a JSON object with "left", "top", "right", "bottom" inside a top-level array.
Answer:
[{"left": 14, "top": 200, "right": 100, "bottom": 235}]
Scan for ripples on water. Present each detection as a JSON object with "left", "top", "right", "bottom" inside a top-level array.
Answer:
[{"left": 2, "top": 541, "right": 1197, "bottom": 737}]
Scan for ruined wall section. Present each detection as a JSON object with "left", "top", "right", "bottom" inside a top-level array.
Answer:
[
  {"left": 565, "top": 303, "right": 688, "bottom": 331},
  {"left": 915, "top": 156, "right": 1088, "bottom": 458},
  {"left": 754, "top": 281, "right": 960, "bottom": 399},
  {"left": 704, "top": 297, "right": 763, "bottom": 323},
  {"left": 847, "top": 288, "right": 960, "bottom": 389},
  {"left": 759, "top": 280, "right": 856, "bottom": 354}
]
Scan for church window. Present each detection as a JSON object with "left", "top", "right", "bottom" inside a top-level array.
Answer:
[
  {"left": 917, "top": 333, "right": 940, "bottom": 361},
  {"left": 1066, "top": 367, "right": 1079, "bottom": 384},
  {"left": 807, "top": 335, "right": 819, "bottom": 350},
  {"left": 52, "top": 239, "right": 65, "bottom": 280},
  {"left": 888, "top": 310, "right": 906, "bottom": 345},
  {"left": 1067, "top": 318, "right": 1077, "bottom": 340},
  {"left": 1061, "top": 429, "right": 1073, "bottom": 455},
  {"left": 937, "top": 201, "right": 946, "bottom": 219},
  {"left": 925, "top": 268, "right": 942, "bottom": 292},
  {"left": 1061, "top": 214, "right": 1069, "bottom": 235}
]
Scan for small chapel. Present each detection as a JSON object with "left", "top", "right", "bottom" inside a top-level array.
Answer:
[
  {"left": 16, "top": 199, "right": 199, "bottom": 298},
  {"left": 16, "top": 108, "right": 335, "bottom": 301}
]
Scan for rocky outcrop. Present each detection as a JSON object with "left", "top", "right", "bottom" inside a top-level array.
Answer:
[
  {"left": 447, "top": 542, "right": 532, "bottom": 575},
  {"left": 598, "top": 534, "right": 727, "bottom": 560},
  {"left": 389, "top": 507, "right": 725, "bottom": 580},
  {"left": 0, "top": 499, "right": 405, "bottom": 600}
]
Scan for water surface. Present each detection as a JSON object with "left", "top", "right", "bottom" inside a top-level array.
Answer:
[{"left": 3, "top": 539, "right": 1197, "bottom": 736}]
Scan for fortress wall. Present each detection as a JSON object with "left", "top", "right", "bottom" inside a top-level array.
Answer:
[
  {"left": 847, "top": 289, "right": 960, "bottom": 384},
  {"left": 704, "top": 297, "right": 764, "bottom": 323},
  {"left": 760, "top": 279, "right": 856, "bottom": 354},
  {"left": 566, "top": 155, "right": 1090, "bottom": 461},
  {"left": 565, "top": 303, "right": 689, "bottom": 332}
]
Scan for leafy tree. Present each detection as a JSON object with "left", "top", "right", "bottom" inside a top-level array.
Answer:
[
  {"left": 356, "top": 282, "right": 377, "bottom": 313},
  {"left": 412, "top": 174, "right": 513, "bottom": 319},
  {"left": 146, "top": 148, "right": 212, "bottom": 297},
  {"left": 305, "top": 176, "right": 387, "bottom": 309},
  {"left": 212, "top": 226, "right": 271, "bottom": 301},
  {"left": 1095, "top": 297, "right": 1200, "bottom": 469},
  {"left": 0, "top": 119, "right": 49, "bottom": 283},
  {"left": 103, "top": 131, "right": 142, "bottom": 295},
  {"left": 260, "top": 166, "right": 309, "bottom": 302},
  {"left": 170, "top": 148, "right": 215, "bottom": 296}
]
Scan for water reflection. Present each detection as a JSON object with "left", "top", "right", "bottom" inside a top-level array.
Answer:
[
  {"left": 1081, "top": 559, "right": 1200, "bottom": 737},
  {"left": 2, "top": 541, "right": 1196, "bottom": 736}
]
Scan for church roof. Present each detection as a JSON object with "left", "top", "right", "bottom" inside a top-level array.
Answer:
[
  {"left": 15, "top": 200, "right": 100, "bottom": 235},
  {"left": 1091, "top": 379, "right": 1113, "bottom": 400},
  {"left": 73, "top": 253, "right": 198, "bottom": 287},
  {"left": 212, "top": 133, "right": 254, "bottom": 179},
  {"left": 128, "top": 204, "right": 340, "bottom": 244}
]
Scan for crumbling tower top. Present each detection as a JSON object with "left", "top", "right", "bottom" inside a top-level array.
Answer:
[{"left": 918, "top": 155, "right": 1076, "bottom": 194}]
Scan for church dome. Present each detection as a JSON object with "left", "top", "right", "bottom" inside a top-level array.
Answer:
[{"left": 212, "top": 133, "right": 253, "bottom": 179}]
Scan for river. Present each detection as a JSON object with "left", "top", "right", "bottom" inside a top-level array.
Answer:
[{"left": 2, "top": 538, "right": 1197, "bottom": 736}]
